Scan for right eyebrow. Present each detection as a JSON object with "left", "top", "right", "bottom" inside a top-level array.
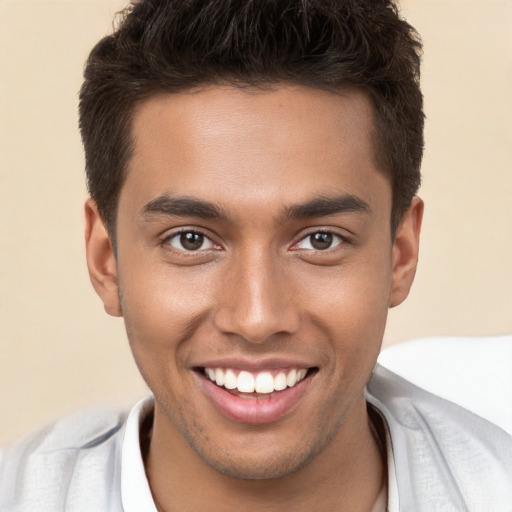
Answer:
[
  {"left": 141, "top": 195, "right": 230, "bottom": 221},
  {"left": 279, "top": 194, "right": 371, "bottom": 222}
]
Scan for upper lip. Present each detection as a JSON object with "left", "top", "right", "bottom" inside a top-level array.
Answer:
[{"left": 192, "top": 357, "right": 316, "bottom": 371}]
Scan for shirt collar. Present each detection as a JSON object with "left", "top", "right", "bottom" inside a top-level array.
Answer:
[{"left": 121, "top": 396, "right": 158, "bottom": 512}]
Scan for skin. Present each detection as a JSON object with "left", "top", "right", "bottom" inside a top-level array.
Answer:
[{"left": 85, "top": 85, "right": 423, "bottom": 511}]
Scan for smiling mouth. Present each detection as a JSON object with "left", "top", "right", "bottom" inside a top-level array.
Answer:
[
  {"left": 195, "top": 365, "right": 318, "bottom": 424},
  {"left": 199, "top": 367, "right": 318, "bottom": 396}
]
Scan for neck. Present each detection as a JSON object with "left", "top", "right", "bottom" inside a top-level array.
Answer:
[{"left": 145, "top": 397, "right": 386, "bottom": 512}]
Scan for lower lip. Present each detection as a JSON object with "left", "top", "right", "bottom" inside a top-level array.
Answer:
[{"left": 197, "top": 372, "right": 312, "bottom": 425}]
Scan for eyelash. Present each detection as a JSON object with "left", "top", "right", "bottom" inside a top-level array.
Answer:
[
  {"left": 293, "top": 230, "right": 348, "bottom": 252},
  {"left": 161, "top": 229, "right": 219, "bottom": 253}
]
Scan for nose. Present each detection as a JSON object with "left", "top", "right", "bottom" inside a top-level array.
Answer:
[{"left": 213, "top": 248, "right": 300, "bottom": 343}]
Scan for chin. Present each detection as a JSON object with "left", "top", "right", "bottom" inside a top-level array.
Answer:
[
  {"left": 198, "top": 449, "right": 315, "bottom": 481},
  {"left": 183, "top": 422, "right": 339, "bottom": 481}
]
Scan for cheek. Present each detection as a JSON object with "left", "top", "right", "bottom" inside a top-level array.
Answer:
[
  {"left": 120, "top": 258, "right": 215, "bottom": 328},
  {"left": 305, "top": 253, "right": 391, "bottom": 325},
  {"left": 118, "top": 261, "right": 217, "bottom": 376},
  {"left": 300, "top": 252, "right": 392, "bottom": 369}
]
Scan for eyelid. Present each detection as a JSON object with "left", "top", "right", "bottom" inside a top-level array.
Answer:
[
  {"left": 291, "top": 229, "right": 350, "bottom": 251},
  {"left": 161, "top": 228, "right": 221, "bottom": 252}
]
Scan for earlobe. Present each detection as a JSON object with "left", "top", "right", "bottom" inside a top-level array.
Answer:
[
  {"left": 84, "top": 198, "right": 123, "bottom": 317},
  {"left": 389, "top": 197, "right": 424, "bottom": 308}
]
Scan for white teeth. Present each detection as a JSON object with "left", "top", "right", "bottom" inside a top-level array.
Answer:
[
  {"left": 255, "top": 372, "right": 274, "bottom": 393},
  {"left": 204, "top": 367, "right": 310, "bottom": 394},
  {"left": 215, "top": 368, "right": 225, "bottom": 386},
  {"left": 237, "top": 371, "right": 255, "bottom": 392},
  {"left": 274, "top": 372, "right": 287, "bottom": 391},
  {"left": 286, "top": 369, "right": 298, "bottom": 387},
  {"left": 224, "top": 369, "right": 237, "bottom": 390}
]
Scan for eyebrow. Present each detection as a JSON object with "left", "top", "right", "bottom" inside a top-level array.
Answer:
[
  {"left": 142, "top": 195, "right": 229, "bottom": 220},
  {"left": 279, "top": 194, "right": 371, "bottom": 222},
  {"left": 141, "top": 193, "right": 371, "bottom": 223}
]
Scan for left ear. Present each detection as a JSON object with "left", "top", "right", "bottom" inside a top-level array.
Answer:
[
  {"left": 389, "top": 197, "right": 424, "bottom": 308},
  {"left": 84, "top": 198, "right": 123, "bottom": 317}
]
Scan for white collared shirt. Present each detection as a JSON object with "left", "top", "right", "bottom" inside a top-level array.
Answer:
[
  {"left": 119, "top": 395, "right": 399, "bottom": 512},
  {"left": 1, "top": 365, "right": 510, "bottom": 511}
]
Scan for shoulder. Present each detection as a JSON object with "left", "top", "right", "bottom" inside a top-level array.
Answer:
[
  {"left": 0, "top": 406, "right": 127, "bottom": 512},
  {"left": 368, "top": 364, "right": 512, "bottom": 511}
]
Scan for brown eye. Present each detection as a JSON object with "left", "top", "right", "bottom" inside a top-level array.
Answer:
[
  {"left": 310, "top": 232, "right": 333, "bottom": 250},
  {"left": 168, "top": 231, "right": 215, "bottom": 251},
  {"left": 180, "top": 232, "right": 204, "bottom": 250},
  {"left": 296, "top": 231, "right": 342, "bottom": 251}
]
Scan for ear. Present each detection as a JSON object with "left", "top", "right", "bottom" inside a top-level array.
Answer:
[
  {"left": 389, "top": 197, "right": 424, "bottom": 308},
  {"left": 84, "top": 198, "right": 123, "bottom": 317}
]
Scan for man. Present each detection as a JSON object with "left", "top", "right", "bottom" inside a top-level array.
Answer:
[{"left": 0, "top": 0, "right": 510, "bottom": 511}]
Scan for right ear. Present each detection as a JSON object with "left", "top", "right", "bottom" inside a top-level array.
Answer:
[{"left": 84, "top": 198, "right": 123, "bottom": 317}]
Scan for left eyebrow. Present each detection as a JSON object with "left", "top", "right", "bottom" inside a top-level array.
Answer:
[
  {"left": 141, "top": 195, "right": 229, "bottom": 220},
  {"left": 279, "top": 194, "right": 371, "bottom": 222}
]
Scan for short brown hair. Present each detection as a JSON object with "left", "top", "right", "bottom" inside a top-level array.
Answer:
[{"left": 79, "top": 0, "right": 424, "bottom": 240}]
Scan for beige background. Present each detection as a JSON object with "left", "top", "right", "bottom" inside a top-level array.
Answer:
[{"left": 0, "top": 0, "right": 511, "bottom": 445}]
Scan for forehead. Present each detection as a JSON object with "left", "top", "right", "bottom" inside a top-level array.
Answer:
[{"left": 123, "top": 85, "right": 389, "bottom": 219}]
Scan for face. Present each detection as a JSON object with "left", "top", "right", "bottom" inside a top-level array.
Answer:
[{"left": 86, "top": 85, "right": 421, "bottom": 480}]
